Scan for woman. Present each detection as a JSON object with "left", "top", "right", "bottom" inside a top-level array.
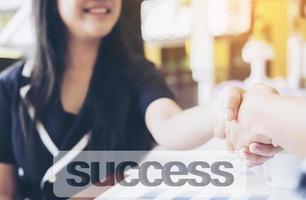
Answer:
[{"left": 0, "top": 0, "right": 277, "bottom": 199}]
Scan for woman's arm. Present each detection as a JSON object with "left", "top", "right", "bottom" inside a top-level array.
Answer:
[
  {"left": 145, "top": 98, "right": 217, "bottom": 150},
  {"left": 0, "top": 164, "right": 16, "bottom": 199},
  {"left": 145, "top": 87, "right": 258, "bottom": 150},
  {"left": 145, "top": 87, "right": 281, "bottom": 167},
  {"left": 145, "top": 87, "right": 257, "bottom": 150}
]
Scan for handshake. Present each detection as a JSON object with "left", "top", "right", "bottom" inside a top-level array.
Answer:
[{"left": 215, "top": 84, "right": 282, "bottom": 167}]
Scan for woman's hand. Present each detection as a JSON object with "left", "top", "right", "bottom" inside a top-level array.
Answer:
[
  {"left": 216, "top": 85, "right": 281, "bottom": 167},
  {"left": 213, "top": 87, "right": 246, "bottom": 139}
]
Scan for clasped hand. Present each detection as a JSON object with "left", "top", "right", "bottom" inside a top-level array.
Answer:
[{"left": 216, "top": 84, "right": 282, "bottom": 167}]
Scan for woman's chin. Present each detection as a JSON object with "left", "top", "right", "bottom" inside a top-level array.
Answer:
[
  {"left": 82, "top": 32, "right": 109, "bottom": 42},
  {"left": 84, "top": 26, "right": 114, "bottom": 39}
]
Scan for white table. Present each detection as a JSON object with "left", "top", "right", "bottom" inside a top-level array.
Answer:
[{"left": 94, "top": 139, "right": 301, "bottom": 200}]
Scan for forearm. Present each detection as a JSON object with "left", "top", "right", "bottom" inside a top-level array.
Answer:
[
  {"left": 0, "top": 195, "right": 14, "bottom": 200},
  {"left": 254, "top": 94, "right": 306, "bottom": 157},
  {"left": 0, "top": 164, "right": 16, "bottom": 200},
  {"left": 146, "top": 99, "right": 216, "bottom": 150}
]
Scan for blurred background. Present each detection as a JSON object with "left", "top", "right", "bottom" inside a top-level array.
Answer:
[{"left": 0, "top": 0, "right": 305, "bottom": 108}]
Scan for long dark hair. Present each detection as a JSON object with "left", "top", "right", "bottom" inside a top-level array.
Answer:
[{"left": 19, "top": 0, "right": 155, "bottom": 182}]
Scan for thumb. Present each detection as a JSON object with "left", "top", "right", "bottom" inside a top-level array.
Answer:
[
  {"left": 222, "top": 87, "right": 246, "bottom": 121},
  {"left": 251, "top": 83, "right": 279, "bottom": 95}
]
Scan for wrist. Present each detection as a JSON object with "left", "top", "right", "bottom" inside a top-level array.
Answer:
[
  {"left": 208, "top": 99, "right": 223, "bottom": 137},
  {"left": 250, "top": 92, "right": 278, "bottom": 140}
]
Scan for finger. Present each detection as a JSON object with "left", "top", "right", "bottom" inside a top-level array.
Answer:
[
  {"left": 249, "top": 143, "right": 283, "bottom": 157},
  {"left": 225, "top": 136, "right": 235, "bottom": 153},
  {"left": 254, "top": 135, "right": 273, "bottom": 145},
  {"left": 239, "top": 148, "right": 273, "bottom": 164},
  {"left": 251, "top": 83, "right": 279, "bottom": 95},
  {"left": 238, "top": 148, "right": 262, "bottom": 167},
  {"left": 239, "top": 147, "right": 268, "bottom": 167},
  {"left": 222, "top": 87, "right": 246, "bottom": 121},
  {"left": 245, "top": 161, "right": 265, "bottom": 168},
  {"left": 226, "top": 145, "right": 235, "bottom": 153}
]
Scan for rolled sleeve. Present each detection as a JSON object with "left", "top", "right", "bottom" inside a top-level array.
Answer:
[{"left": 128, "top": 56, "right": 175, "bottom": 114}]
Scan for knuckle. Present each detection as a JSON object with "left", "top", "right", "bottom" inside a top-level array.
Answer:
[
  {"left": 222, "top": 86, "right": 240, "bottom": 97},
  {"left": 252, "top": 83, "right": 279, "bottom": 94}
]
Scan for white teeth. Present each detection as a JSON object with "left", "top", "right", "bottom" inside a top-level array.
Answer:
[{"left": 88, "top": 7, "right": 108, "bottom": 14}]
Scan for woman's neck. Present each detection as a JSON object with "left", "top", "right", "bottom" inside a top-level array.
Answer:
[
  {"left": 67, "top": 35, "right": 101, "bottom": 71},
  {"left": 60, "top": 36, "right": 101, "bottom": 114}
]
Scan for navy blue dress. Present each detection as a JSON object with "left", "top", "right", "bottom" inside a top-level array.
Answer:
[
  {"left": 0, "top": 55, "right": 174, "bottom": 199},
  {"left": 298, "top": 173, "right": 306, "bottom": 198}
]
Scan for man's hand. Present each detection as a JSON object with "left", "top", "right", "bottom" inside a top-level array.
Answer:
[
  {"left": 225, "top": 84, "right": 282, "bottom": 166},
  {"left": 216, "top": 84, "right": 282, "bottom": 167}
]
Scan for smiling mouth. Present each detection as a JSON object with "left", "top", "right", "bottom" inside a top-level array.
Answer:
[{"left": 83, "top": 7, "right": 112, "bottom": 14}]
